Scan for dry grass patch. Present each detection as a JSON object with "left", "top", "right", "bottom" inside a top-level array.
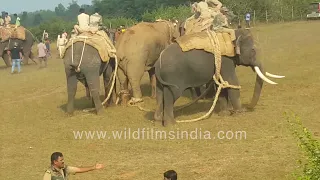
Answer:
[{"left": 0, "top": 21, "right": 320, "bottom": 179}]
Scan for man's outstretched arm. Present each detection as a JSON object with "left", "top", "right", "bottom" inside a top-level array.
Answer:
[{"left": 69, "top": 163, "right": 104, "bottom": 174}]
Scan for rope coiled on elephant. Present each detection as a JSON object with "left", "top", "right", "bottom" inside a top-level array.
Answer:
[{"left": 176, "top": 29, "right": 241, "bottom": 123}]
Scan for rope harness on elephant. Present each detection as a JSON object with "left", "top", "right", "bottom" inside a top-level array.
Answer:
[
  {"left": 71, "top": 36, "right": 87, "bottom": 73},
  {"left": 176, "top": 29, "right": 241, "bottom": 123}
]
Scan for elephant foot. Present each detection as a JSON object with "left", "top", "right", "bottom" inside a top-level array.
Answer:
[
  {"left": 67, "top": 105, "right": 74, "bottom": 115},
  {"left": 162, "top": 119, "right": 176, "bottom": 127},
  {"left": 128, "top": 97, "right": 143, "bottom": 106},
  {"left": 96, "top": 108, "right": 104, "bottom": 115},
  {"left": 119, "top": 90, "right": 130, "bottom": 106},
  {"left": 67, "top": 111, "right": 74, "bottom": 116},
  {"left": 218, "top": 110, "right": 231, "bottom": 117},
  {"left": 230, "top": 108, "right": 247, "bottom": 116},
  {"left": 154, "top": 111, "right": 163, "bottom": 121}
]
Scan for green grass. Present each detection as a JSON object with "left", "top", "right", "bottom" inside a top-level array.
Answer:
[{"left": 1, "top": 21, "right": 320, "bottom": 179}]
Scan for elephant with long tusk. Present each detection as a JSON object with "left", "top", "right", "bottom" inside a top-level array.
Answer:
[{"left": 153, "top": 28, "right": 285, "bottom": 126}]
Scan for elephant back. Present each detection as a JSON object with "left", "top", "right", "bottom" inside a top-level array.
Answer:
[
  {"left": 175, "top": 30, "right": 236, "bottom": 57},
  {"left": 61, "top": 30, "right": 116, "bottom": 62},
  {"left": 0, "top": 25, "right": 26, "bottom": 42}
]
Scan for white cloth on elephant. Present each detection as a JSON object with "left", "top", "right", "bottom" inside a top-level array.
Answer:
[
  {"left": 89, "top": 13, "right": 102, "bottom": 28},
  {"left": 205, "top": 0, "right": 222, "bottom": 11},
  {"left": 74, "top": 13, "right": 90, "bottom": 33}
]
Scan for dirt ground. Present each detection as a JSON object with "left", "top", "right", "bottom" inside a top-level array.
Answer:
[{"left": 0, "top": 21, "right": 319, "bottom": 180}]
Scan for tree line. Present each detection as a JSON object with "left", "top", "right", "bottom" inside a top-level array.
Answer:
[{"left": 6, "top": 0, "right": 316, "bottom": 41}]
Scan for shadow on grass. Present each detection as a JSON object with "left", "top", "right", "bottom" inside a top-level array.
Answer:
[
  {"left": 59, "top": 96, "right": 94, "bottom": 113},
  {"left": 144, "top": 101, "right": 217, "bottom": 121},
  {"left": 143, "top": 101, "right": 256, "bottom": 122},
  {"left": 0, "top": 66, "right": 9, "bottom": 70}
]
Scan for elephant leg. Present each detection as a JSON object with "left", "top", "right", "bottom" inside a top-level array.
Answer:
[
  {"left": 187, "top": 88, "right": 197, "bottom": 99},
  {"left": 163, "top": 87, "right": 181, "bottom": 126},
  {"left": 85, "top": 71, "right": 103, "bottom": 115},
  {"left": 127, "top": 62, "right": 145, "bottom": 103},
  {"left": 117, "top": 67, "right": 130, "bottom": 105},
  {"left": 195, "top": 87, "right": 202, "bottom": 97},
  {"left": 154, "top": 80, "right": 164, "bottom": 121},
  {"left": 22, "top": 51, "right": 30, "bottom": 65},
  {"left": 226, "top": 72, "right": 242, "bottom": 113},
  {"left": 148, "top": 68, "right": 156, "bottom": 99},
  {"left": 27, "top": 51, "right": 37, "bottom": 64},
  {"left": 85, "top": 85, "right": 91, "bottom": 100},
  {"left": 103, "top": 63, "right": 113, "bottom": 106},
  {"left": 216, "top": 89, "right": 230, "bottom": 116},
  {"left": 3, "top": 53, "right": 11, "bottom": 67},
  {"left": 65, "top": 69, "right": 78, "bottom": 115},
  {"left": 206, "top": 82, "right": 216, "bottom": 99}
]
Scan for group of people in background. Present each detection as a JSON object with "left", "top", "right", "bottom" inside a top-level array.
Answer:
[{"left": 0, "top": 12, "right": 20, "bottom": 28}]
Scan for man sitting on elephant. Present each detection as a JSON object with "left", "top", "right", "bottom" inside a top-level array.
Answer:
[
  {"left": 74, "top": 8, "right": 90, "bottom": 35},
  {"left": 212, "top": 7, "right": 237, "bottom": 49},
  {"left": 184, "top": 0, "right": 224, "bottom": 34}
]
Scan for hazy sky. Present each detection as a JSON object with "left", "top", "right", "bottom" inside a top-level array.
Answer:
[{"left": 2, "top": 0, "right": 92, "bottom": 14}]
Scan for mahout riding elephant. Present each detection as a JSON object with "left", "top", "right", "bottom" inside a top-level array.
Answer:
[
  {"left": 154, "top": 28, "right": 284, "bottom": 126},
  {"left": 0, "top": 29, "right": 35, "bottom": 67},
  {"left": 63, "top": 41, "right": 115, "bottom": 115},
  {"left": 115, "top": 20, "right": 180, "bottom": 105}
]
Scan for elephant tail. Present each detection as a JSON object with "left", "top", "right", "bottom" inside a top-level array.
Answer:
[{"left": 155, "top": 53, "right": 179, "bottom": 89}]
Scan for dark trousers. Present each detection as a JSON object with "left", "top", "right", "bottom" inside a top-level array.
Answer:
[{"left": 38, "top": 56, "right": 47, "bottom": 67}]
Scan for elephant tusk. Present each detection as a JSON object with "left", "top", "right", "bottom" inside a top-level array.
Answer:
[
  {"left": 265, "top": 72, "right": 285, "bottom": 79},
  {"left": 254, "top": 66, "right": 278, "bottom": 85}
]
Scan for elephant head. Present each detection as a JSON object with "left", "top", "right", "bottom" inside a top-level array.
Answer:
[
  {"left": 235, "top": 28, "right": 285, "bottom": 109},
  {"left": 0, "top": 39, "right": 24, "bottom": 66},
  {"left": 0, "top": 29, "right": 35, "bottom": 66}
]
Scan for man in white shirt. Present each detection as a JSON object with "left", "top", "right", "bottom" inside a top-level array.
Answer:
[
  {"left": 57, "top": 34, "right": 68, "bottom": 58},
  {"left": 73, "top": 8, "right": 90, "bottom": 35},
  {"left": 89, "top": 8, "right": 102, "bottom": 33}
]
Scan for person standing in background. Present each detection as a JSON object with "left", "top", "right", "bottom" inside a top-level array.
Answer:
[
  {"left": 7, "top": 42, "right": 23, "bottom": 74},
  {"left": 37, "top": 40, "right": 47, "bottom": 68}
]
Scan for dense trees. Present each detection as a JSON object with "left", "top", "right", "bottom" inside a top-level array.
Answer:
[{"left": 9, "top": 0, "right": 316, "bottom": 41}]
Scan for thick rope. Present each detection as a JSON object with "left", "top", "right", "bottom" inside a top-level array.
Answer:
[
  {"left": 176, "top": 30, "right": 241, "bottom": 123},
  {"left": 176, "top": 75, "right": 240, "bottom": 123},
  {"left": 101, "top": 55, "right": 118, "bottom": 106},
  {"left": 75, "top": 38, "right": 87, "bottom": 72}
]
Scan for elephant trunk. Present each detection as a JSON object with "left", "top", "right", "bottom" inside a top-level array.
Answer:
[
  {"left": 249, "top": 68, "right": 264, "bottom": 109},
  {"left": 249, "top": 60, "right": 285, "bottom": 109}
]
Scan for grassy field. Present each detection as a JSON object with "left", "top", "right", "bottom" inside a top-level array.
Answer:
[{"left": 1, "top": 21, "right": 320, "bottom": 180}]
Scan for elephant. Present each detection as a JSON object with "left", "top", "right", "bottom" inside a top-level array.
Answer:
[
  {"left": 63, "top": 41, "right": 116, "bottom": 115},
  {"left": 115, "top": 20, "right": 180, "bottom": 105},
  {"left": 154, "top": 28, "right": 284, "bottom": 126},
  {"left": 0, "top": 28, "right": 36, "bottom": 67}
]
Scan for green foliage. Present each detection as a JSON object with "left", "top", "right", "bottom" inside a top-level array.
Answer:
[
  {"left": 29, "top": 18, "right": 74, "bottom": 42},
  {"left": 18, "top": 0, "right": 320, "bottom": 42},
  {"left": 142, "top": 5, "right": 192, "bottom": 22},
  {"left": 286, "top": 112, "right": 320, "bottom": 180},
  {"left": 103, "top": 17, "right": 138, "bottom": 29}
]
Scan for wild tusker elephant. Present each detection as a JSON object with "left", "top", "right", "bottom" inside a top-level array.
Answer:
[
  {"left": 0, "top": 28, "right": 36, "bottom": 67},
  {"left": 115, "top": 20, "right": 180, "bottom": 105},
  {"left": 63, "top": 40, "right": 116, "bottom": 115},
  {"left": 154, "top": 29, "right": 285, "bottom": 126}
]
